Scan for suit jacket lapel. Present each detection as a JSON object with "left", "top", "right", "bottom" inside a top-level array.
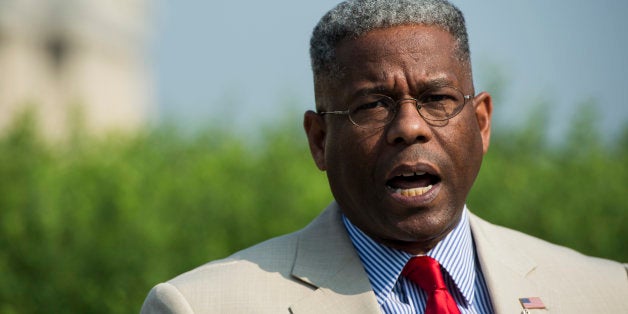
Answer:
[
  {"left": 289, "top": 202, "right": 380, "bottom": 314},
  {"left": 470, "top": 213, "right": 557, "bottom": 313},
  {"left": 288, "top": 206, "right": 560, "bottom": 313}
]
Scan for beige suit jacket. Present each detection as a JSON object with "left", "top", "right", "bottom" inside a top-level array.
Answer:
[{"left": 141, "top": 202, "right": 628, "bottom": 313}]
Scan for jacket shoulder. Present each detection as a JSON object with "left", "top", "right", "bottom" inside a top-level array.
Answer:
[
  {"left": 470, "top": 213, "right": 623, "bottom": 270},
  {"left": 142, "top": 231, "right": 313, "bottom": 313},
  {"left": 174, "top": 230, "right": 300, "bottom": 284},
  {"left": 470, "top": 213, "right": 628, "bottom": 307},
  {"left": 169, "top": 203, "right": 345, "bottom": 290}
]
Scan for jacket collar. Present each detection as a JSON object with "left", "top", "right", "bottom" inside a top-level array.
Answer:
[
  {"left": 287, "top": 204, "right": 557, "bottom": 313},
  {"left": 469, "top": 213, "right": 556, "bottom": 313},
  {"left": 289, "top": 202, "right": 380, "bottom": 314}
]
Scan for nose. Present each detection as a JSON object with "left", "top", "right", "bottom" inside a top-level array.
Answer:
[{"left": 386, "top": 100, "right": 432, "bottom": 145}]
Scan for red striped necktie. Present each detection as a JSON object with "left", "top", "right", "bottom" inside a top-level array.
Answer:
[{"left": 402, "top": 256, "right": 461, "bottom": 314}]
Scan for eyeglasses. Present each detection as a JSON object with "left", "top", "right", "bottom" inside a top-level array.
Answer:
[{"left": 318, "top": 86, "right": 473, "bottom": 129}]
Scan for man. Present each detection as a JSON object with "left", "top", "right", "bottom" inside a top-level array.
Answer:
[{"left": 141, "top": 0, "right": 628, "bottom": 313}]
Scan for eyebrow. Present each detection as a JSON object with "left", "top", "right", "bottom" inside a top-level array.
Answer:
[{"left": 350, "top": 77, "right": 456, "bottom": 99}]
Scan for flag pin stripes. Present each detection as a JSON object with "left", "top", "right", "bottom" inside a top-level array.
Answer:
[{"left": 519, "top": 297, "right": 546, "bottom": 309}]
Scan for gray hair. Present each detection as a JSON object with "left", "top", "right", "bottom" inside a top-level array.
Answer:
[{"left": 310, "top": 0, "right": 470, "bottom": 84}]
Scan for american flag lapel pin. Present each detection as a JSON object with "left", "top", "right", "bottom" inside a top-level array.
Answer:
[{"left": 519, "top": 297, "right": 546, "bottom": 310}]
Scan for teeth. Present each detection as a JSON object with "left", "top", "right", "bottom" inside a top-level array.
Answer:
[
  {"left": 400, "top": 171, "right": 426, "bottom": 177},
  {"left": 394, "top": 185, "right": 433, "bottom": 196}
]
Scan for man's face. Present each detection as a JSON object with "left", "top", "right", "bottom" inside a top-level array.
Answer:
[{"left": 304, "top": 25, "right": 492, "bottom": 254}]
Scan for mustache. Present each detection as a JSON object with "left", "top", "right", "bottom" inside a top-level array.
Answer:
[{"left": 380, "top": 148, "right": 445, "bottom": 179}]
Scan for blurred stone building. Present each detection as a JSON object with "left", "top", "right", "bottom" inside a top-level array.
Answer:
[{"left": 0, "top": 0, "right": 153, "bottom": 137}]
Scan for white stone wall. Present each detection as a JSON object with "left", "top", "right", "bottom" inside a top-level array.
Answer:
[{"left": 0, "top": 0, "right": 153, "bottom": 137}]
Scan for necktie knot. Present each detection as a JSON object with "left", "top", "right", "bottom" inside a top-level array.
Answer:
[
  {"left": 402, "top": 256, "right": 446, "bottom": 291},
  {"left": 402, "top": 256, "right": 460, "bottom": 314}
]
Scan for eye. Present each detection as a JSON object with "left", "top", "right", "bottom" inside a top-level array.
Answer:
[
  {"left": 351, "top": 95, "right": 393, "bottom": 113},
  {"left": 421, "top": 93, "right": 455, "bottom": 104},
  {"left": 417, "top": 87, "right": 466, "bottom": 120}
]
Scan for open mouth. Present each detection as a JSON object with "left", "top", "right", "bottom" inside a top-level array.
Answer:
[{"left": 386, "top": 171, "right": 441, "bottom": 197}]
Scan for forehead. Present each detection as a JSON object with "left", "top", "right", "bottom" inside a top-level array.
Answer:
[{"left": 333, "top": 25, "right": 470, "bottom": 97}]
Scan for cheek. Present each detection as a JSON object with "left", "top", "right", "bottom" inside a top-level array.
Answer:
[
  {"left": 445, "top": 114, "right": 484, "bottom": 178},
  {"left": 325, "top": 128, "right": 381, "bottom": 180},
  {"left": 432, "top": 111, "right": 482, "bottom": 168},
  {"left": 450, "top": 107, "right": 483, "bottom": 145}
]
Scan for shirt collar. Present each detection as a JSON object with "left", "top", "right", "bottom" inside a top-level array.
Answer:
[{"left": 342, "top": 206, "right": 476, "bottom": 306}]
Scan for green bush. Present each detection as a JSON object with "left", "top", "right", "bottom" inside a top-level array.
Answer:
[
  {"left": 0, "top": 110, "right": 625, "bottom": 313},
  {"left": 469, "top": 106, "right": 628, "bottom": 263}
]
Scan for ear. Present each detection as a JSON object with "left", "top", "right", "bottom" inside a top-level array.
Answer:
[
  {"left": 303, "top": 110, "right": 327, "bottom": 171},
  {"left": 473, "top": 92, "right": 493, "bottom": 154}
]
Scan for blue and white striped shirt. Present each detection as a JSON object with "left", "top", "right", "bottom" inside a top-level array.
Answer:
[{"left": 342, "top": 206, "right": 494, "bottom": 314}]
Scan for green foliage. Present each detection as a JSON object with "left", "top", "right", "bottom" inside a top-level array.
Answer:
[
  {"left": 468, "top": 103, "right": 627, "bottom": 263},
  {"left": 0, "top": 109, "right": 625, "bottom": 313}
]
